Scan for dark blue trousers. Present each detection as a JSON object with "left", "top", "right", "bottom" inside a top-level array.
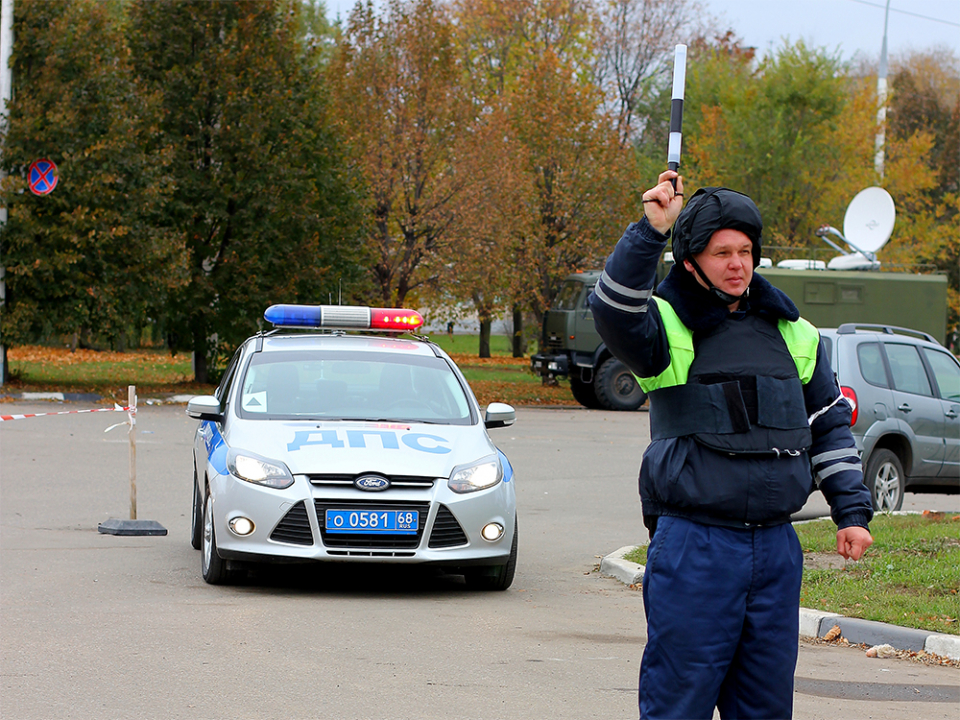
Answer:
[{"left": 639, "top": 517, "right": 803, "bottom": 719}]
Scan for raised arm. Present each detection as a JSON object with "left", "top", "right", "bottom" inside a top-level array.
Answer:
[{"left": 589, "top": 172, "right": 684, "bottom": 379}]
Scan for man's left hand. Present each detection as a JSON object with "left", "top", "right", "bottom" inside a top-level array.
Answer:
[{"left": 836, "top": 526, "right": 873, "bottom": 561}]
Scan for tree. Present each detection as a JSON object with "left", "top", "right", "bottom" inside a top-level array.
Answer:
[
  {"left": 881, "top": 48, "right": 960, "bottom": 336},
  {"left": 1, "top": 0, "right": 176, "bottom": 350},
  {"left": 681, "top": 40, "right": 875, "bottom": 250},
  {"left": 888, "top": 48, "right": 960, "bottom": 199},
  {"left": 126, "top": 0, "right": 361, "bottom": 382},
  {"left": 592, "top": 0, "right": 702, "bottom": 147},
  {"left": 327, "top": 0, "right": 471, "bottom": 308},
  {"left": 451, "top": 0, "right": 635, "bottom": 355},
  {"left": 505, "top": 49, "right": 633, "bottom": 321}
]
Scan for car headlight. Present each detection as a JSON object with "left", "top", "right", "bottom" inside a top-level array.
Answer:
[
  {"left": 227, "top": 450, "right": 294, "bottom": 489},
  {"left": 448, "top": 455, "right": 503, "bottom": 494}
]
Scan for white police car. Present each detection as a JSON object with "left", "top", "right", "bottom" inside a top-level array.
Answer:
[{"left": 187, "top": 304, "right": 518, "bottom": 589}]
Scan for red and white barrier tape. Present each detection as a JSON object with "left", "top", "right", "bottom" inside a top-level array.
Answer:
[{"left": 0, "top": 404, "right": 135, "bottom": 422}]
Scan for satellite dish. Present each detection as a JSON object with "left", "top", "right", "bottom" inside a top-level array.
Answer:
[{"left": 843, "top": 187, "right": 896, "bottom": 255}]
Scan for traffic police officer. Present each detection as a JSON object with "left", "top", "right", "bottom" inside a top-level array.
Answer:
[{"left": 589, "top": 171, "right": 874, "bottom": 719}]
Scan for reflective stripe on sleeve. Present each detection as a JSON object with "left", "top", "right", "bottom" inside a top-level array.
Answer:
[
  {"left": 600, "top": 270, "right": 653, "bottom": 300},
  {"left": 593, "top": 283, "right": 649, "bottom": 314},
  {"left": 816, "top": 460, "right": 862, "bottom": 481},
  {"left": 811, "top": 447, "right": 861, "bottom": 466}
]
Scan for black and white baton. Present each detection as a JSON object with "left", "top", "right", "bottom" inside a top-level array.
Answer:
[{"left": 667, "top": 44, "right": 687, "bottom": 189}]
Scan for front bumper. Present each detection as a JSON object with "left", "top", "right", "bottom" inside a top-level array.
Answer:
[
  {"left": 531, "top": 353, "right": 569, "bottom": 379},
  {"left": 207, "top": 471, "right": 516, "bottom": 566}
]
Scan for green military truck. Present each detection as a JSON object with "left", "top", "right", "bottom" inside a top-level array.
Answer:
[{"left": 531, "top": 266, "right": 949, "bottom": 411}]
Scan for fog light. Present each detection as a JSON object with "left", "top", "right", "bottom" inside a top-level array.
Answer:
[
  {"left": 229, "top": 517, "right": 255, "bottom": 536},
  {"left": 481, "top": 522, "right": 504, "bottom": 542}
]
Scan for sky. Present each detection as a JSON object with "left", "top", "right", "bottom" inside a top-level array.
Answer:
[
  {"left": 700, "top": 0, "right": 959, "bottom": 62},
  {"left": 324, "top": 0, "right": 960, "bottom": 63}
]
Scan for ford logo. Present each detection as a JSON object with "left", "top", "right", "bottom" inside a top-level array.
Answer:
[{"left": 355, "top": 474, "right": 390, "bottom": 492}]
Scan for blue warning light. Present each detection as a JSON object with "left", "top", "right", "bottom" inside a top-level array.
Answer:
[{"left": 264, "top": 304, "right": 323, "bottom": 327}]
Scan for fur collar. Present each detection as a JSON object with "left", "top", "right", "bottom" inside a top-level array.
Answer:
[{"left": 655, "top": 264, "right": 799, "bottom": 333}]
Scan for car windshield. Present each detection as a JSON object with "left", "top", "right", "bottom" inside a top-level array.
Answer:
[{"left": 235, "top": 350, "right": 473, "bottom": 425}]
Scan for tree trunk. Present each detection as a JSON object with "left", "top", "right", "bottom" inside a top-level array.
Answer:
[
  {"left": 478, "top": 317, "right": 491, "bottom": 358},
  {"left": 192, "top": 319, "right": 209, "bottom": 384},
  {"left": 512, "top": 305, "right": 525, "bottom": 358}
]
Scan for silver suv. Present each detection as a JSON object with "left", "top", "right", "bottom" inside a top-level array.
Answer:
[{"left": 819, "top": 324, "right": 960, "bottom": 511}]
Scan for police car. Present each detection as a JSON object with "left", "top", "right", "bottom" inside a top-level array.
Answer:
[{"left": 187, "top": 304, "right": 518, "bottom": 589}]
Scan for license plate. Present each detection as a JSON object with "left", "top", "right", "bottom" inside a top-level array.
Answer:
[{"left": 325, "top": 509, "right": 419, "bottom": 535}]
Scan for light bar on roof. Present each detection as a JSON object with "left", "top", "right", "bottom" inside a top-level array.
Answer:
[{"left": 264, "top": 304, "right": 424, "bottom": 332}]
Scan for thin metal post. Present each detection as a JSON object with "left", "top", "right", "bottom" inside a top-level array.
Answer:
[
  {"left": 0, "top": 0, "right": 15, "bottom": 385},
  {"left": 874, "top": 0, "right": 891, "bottom": 180}
]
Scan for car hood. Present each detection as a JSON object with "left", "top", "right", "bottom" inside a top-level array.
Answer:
[{"left": 223, "top": 419, "right": 495, "bottom": 477}]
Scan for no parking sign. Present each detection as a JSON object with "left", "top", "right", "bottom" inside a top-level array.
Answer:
[{"left": 28, "top": 158, "right": 58, "bottom": 195}]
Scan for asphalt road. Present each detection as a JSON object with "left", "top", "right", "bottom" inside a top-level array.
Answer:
[{"left": 1, "top": 402, "right": 957, "bottom": 719}]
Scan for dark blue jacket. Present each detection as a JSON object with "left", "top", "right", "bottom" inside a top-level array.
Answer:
[{"left": 589, "top": 217, "right": 873, "bottom": 533}]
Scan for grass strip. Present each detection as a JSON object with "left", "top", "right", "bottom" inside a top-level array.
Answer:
[
  {"left": 622, "top": 513, "right": 960, "bottom": 636},
  {"left": 3, "top": 339, "right": 577, "bottom": 407},
  {"left": 5, "top": 346, "right": 208, "bottom": 402}
]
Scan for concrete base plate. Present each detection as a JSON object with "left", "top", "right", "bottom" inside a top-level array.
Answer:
[{"left": 98, "top": 519, "right": 167, "bottom": 536}]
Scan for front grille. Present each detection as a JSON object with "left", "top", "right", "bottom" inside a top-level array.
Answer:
[
  {"left": 308, "top": 473, "right": 437, "bottom": 490},
  {"left": 270, "top": 501, "right": 314, "bottom": 545},
  {"left": 544, "top": 336, "right": 564, "bottom": 352},
  {"left": 428, "top": 504, "right": 469, "bottom": 548},
  {"left": 315, "top": 500, "right": 431, "bottom": 549}
]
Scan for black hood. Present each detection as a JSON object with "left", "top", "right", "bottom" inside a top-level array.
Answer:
[{"left": 671, "top": 187, "right": 763, "bottom": 268}]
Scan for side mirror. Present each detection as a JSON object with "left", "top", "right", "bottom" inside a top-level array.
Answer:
[
  {"left": 484, "top": 402, "right": 516, "bottom": 430},
  {"left": 186, "top": 395, "right": 224, "bottom": 422}
]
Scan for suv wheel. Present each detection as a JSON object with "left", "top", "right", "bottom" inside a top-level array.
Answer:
[
  {"left": 595, "top": 357, "right": 647, "bottom": 411},
  {"left": 864, "top": 449, "right": 904, "bottom": 512}
]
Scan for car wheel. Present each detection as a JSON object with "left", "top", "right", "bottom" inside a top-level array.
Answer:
[
  {"left": 594, "top": 357, "right": 647, "bottom": 411},
  {"left": 570, "top": 376, "right": 601, "bottom": 409},
  {"left": 190, "top": 470, "right": 203, "bottom": 550},
  {"left": 201, "top": 491, "right": 229, "bottom": 584},
  {"left": 864, "top": 449, "right": 905, "bottom": 512},
  {"left": 464, "top": 519, "right": 518, "bottom": 591}
]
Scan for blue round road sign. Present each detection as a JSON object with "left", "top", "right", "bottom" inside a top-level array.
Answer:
[{"left": 29, "top": 159, "right": 59, "bottom": 196}]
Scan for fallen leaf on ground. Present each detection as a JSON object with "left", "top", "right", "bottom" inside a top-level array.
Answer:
[{"left": 823, "top": 624, "right": 842, "bottom": 641}]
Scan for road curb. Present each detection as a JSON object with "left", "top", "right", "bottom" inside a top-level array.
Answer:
[
  {"left": 600, "top": 545, "right": 960, "bottom": 661},
  {"left": 2, "top": 392, "right": 193, "bottom": 405},
  {"left": 2, "top": 391, "right": 103, "bottom": 402}
]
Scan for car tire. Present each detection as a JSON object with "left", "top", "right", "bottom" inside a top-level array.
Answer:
[
  {"left": 864, "top": 448, "right": 905, "bottom": 512},
  {"left": 570, "top": 376, "right": 601, "bottom": 409},
  {"left": 201, "top": 491, "right": 230, "bottom": 584},
  {"left": 594, "top": 357, "right": 647, "bottom": 411},
  {"left": 464, "top": 518, "right": 518, "bottom": 591},
  {"left": 190, "top": 470, "right": 203, "bottom": 550}
]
